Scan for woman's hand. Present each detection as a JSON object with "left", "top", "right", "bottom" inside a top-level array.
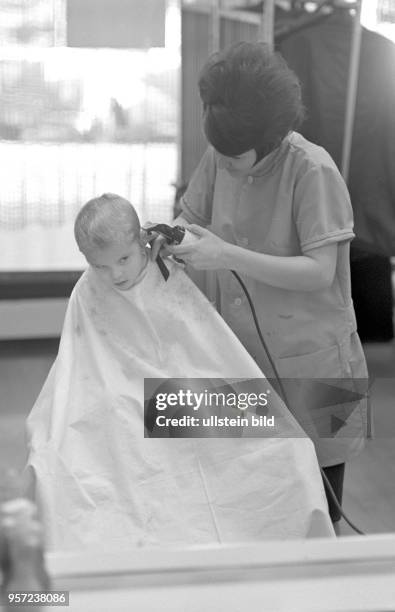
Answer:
[
  {"left": 141, "top": 223, "right": 171, "bottom": 261},
  {"left": 167, "top": 224, "right": 228, "bottom": 270}
]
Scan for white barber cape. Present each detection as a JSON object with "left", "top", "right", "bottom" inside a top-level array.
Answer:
[{"left": 25, "top": 256, "right": 334, "bottom": 552}]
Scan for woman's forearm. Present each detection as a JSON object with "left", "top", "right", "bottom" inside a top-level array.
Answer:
[
  {"left": 167, "top": 224, "right": 337, "bottom": 291},
  {"left": 221, "top": 242, "right": 336, "bottom": 292}
]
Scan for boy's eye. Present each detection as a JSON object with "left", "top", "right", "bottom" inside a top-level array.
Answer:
[{"left": 119, "top": 256, "right": 129, "bottom": 263}]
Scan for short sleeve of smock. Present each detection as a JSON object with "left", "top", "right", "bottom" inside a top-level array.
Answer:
[
  {"left": 293, "top": 162, "right": 355, "bottom": 253},
  {"left": 180, "top": 147, "right": 217, "bottom": 226}
]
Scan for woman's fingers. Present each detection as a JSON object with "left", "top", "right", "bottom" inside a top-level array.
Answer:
[
  {"left": 187, "top": 224, "right": 208, "bottom": 236},
  {"left": 141, "top": 224, "right": 169, "bottom": 260},
  {"left": 166, "top": 241, "right": 192, "bottom": 256},
  {"left": 151, "top": 235, "right": 175, "bottom": 260}
]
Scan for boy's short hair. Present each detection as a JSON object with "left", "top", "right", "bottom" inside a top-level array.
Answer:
[
  {"left": 198, "top": 41, "right": 305, "bottom": 157},
  {"left": 74, "top": 193, "right": 140, "bottom": 253}
]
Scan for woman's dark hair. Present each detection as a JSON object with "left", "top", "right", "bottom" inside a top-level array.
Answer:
[{"left": 198, "top": 41, "right": 305, "bottom": 158}]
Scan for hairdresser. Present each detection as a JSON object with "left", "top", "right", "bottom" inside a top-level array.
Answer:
[{"left": 152, "top": 42, "right": 368, "bottom": 523}]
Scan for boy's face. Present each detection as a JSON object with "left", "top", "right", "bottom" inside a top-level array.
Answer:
[{"left": 84, "top": 237, "right": 147, "bottom": 291}]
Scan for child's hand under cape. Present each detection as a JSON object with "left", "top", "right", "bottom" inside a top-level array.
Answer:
[{"left": 167, "top": 225, "right": 228, "bottom": 270}]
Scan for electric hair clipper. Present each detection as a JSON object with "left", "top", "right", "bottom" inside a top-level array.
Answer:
[
  {"left": 143, "top": 223, "right": 197, "bottom": 281},
  {"left": 143, "top": 223, "right": 197, "bottom": 246}
]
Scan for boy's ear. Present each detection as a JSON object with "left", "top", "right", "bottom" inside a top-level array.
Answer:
[{"left": 139, "top": 229, "right": 149, "bottom": 245}]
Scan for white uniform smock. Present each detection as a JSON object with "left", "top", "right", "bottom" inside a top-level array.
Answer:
[{"left": 181, "top": 132, "right": 368, "bottom": 467}]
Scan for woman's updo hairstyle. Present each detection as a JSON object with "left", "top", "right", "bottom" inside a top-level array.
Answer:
[{"left": 198, "top": 41, "right": 305, "bottom": 158}]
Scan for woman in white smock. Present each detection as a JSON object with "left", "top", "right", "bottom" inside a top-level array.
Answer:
[{"left": 164, "top": 42, "right": 368, "bottom": 522}]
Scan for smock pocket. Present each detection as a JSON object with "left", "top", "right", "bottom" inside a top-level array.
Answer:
[
  {"left": 275, "top": 340, "right": 367, "bottom": 454},
  {"left": 276, "top": 344, "right": 344, "bottom": 379},
  {"left": 274, "top": 345, "right": 347, "bottom": 444}
]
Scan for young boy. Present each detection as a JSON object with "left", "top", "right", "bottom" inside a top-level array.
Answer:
[{"left": 25, "top": 193, "right": 335, "bottom": 552}]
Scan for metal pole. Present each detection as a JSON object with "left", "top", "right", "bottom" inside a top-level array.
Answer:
[
  {"left": 260, "top": 0, "right": 275, "bottom": 49},
  {"left": 341, "top": 0, "right": 363, "bottom": 183},
  {"left": 210, "top": 0, "right": 221, "bottom": 52}
]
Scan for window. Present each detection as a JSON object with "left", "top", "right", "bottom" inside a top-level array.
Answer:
[{"left": 0, "top": 0, "right": 180, "bottom": 270}]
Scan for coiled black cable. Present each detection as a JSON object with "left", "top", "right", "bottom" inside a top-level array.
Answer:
[{"left": 231, "top": 269, "right": 365, "bottom": 535}]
